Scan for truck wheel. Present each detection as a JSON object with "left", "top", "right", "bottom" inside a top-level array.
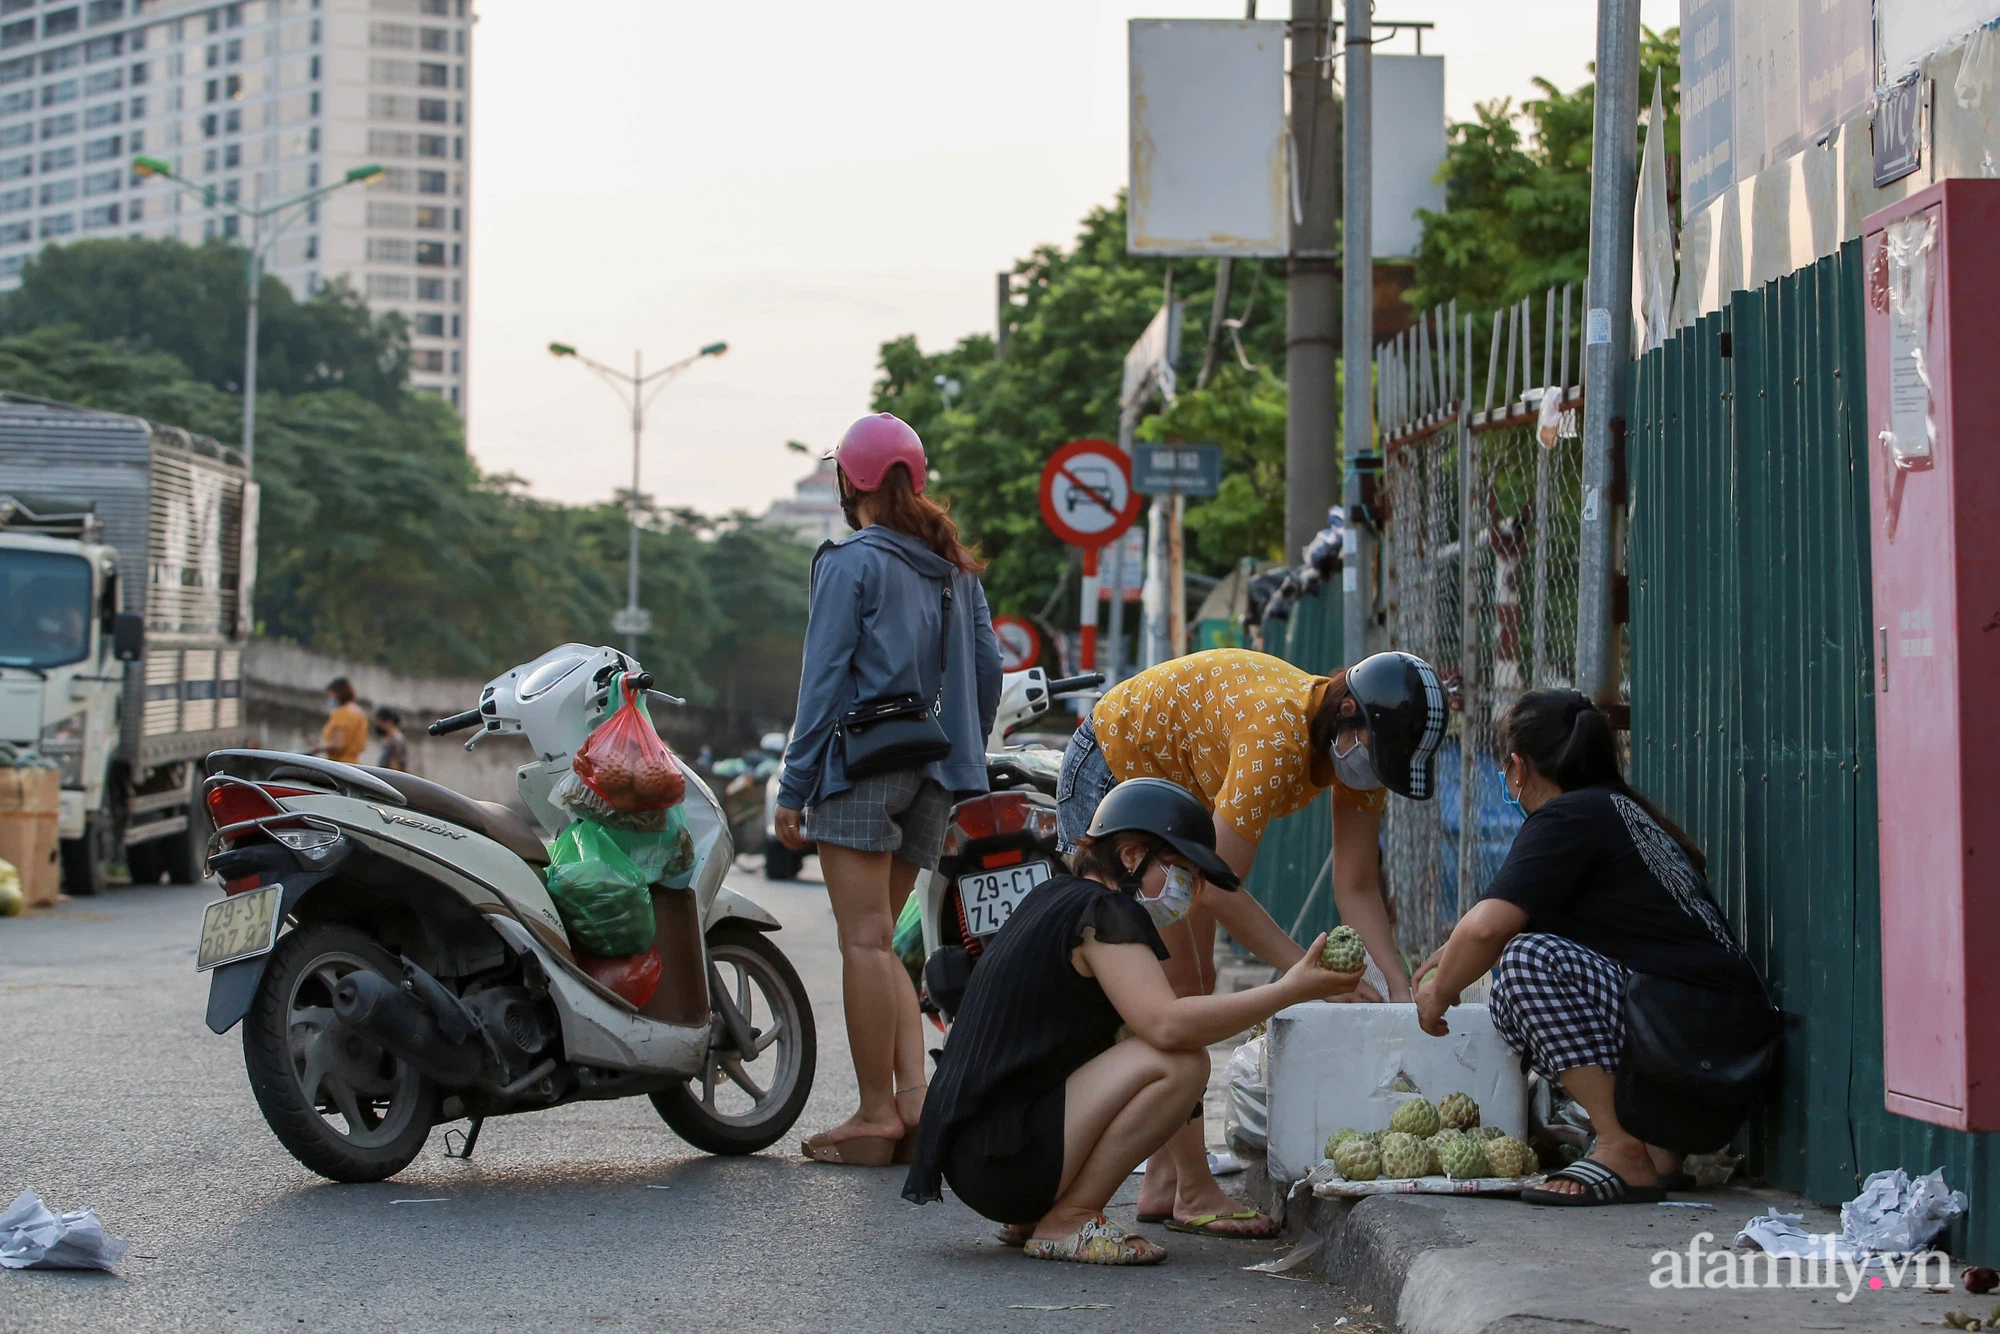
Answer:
[
  {"left": 153, "top": 795, "right": 214, "bottom": 886},
  {"left": 59, "top": 814, "right": 113, "bottom": 897}
]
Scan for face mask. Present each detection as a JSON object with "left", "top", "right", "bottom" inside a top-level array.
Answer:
[
  {"left": 1139, "top": 864, "right": 1197, "bottom": 929},
  {"left": 1331, "top": 733, "right": 1384, "bottom": 791},
  {"left": 326, "top": 696, "right": 341, "bottom": 712},
  {"left": 1502, "top": 762, "right": 1525, "bottom": 814}
]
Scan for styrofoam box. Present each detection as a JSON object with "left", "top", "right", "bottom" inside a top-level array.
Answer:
[{"left": 1265, "top": 1001, "right": 1529, "bottom": 1182}]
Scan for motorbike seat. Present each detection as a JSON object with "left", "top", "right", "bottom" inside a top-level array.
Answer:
[{"left": 357, "top": 768, "right": 551, "bottom": 869}]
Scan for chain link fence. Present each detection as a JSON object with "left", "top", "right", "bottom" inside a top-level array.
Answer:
[{"left": 1374, "top": 288, "right": 1586, "bottom": 958}]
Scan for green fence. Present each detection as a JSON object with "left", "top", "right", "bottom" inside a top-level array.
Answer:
[
  {"left": 1240, "top": 588, "right": 1343, "bottom": 937},
  {"left": 1629, "top": 238, "right": 1999, "bottom": 1260}
]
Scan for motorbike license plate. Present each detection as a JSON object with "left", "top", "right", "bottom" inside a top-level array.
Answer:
[
  {"left": 195, "top": 886, "right": 283, "bottom": 972},
  {"left": 959, "top": 861, "right": 1052, "bottom": 938}
]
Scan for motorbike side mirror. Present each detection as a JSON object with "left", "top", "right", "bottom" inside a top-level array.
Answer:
[{"left": 110, "top": 611, "right": 145, "bottom": 662}]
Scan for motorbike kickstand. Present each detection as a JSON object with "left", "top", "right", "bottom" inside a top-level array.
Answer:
[{"left": 443, "top": 1117, "right": 484, "bottom": 1160}]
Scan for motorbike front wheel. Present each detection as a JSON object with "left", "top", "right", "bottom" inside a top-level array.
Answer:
[
  {"left": 242, "top": 921, "right": 439, "bottom": 1182},
  {"left": 651, "top": 923, "right": 816, "bottom": 1155}
]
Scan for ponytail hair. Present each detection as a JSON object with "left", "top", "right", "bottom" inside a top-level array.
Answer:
[
  {"left": 854, "top": 463, "right": 987, "bottom": 574},
  {"left": 1501, "top": 688, "right": 1707, "bottom": 878}
]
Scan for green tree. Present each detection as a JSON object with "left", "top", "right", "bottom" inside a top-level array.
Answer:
[
  {"left": 1409, "top": 26, "right": 1681, "bottom": 316},
  {"left": 0, "top": 238, "right": 410, "bottom": 404},
  {"left": 870, "top": 198, "right": 1289, "bottom": 628}
]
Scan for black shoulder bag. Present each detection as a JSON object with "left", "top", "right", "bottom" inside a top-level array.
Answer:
[
  {"left": 837, "top": 579, "right": 955, "bottom": 780},
  {"left": 1613, "top": 971, "right": 1783, "bottom": 1155}
]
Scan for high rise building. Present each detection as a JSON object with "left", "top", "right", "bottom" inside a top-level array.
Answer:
[{"left": 0, "top": 0, "right": 471, "bottom": 410}]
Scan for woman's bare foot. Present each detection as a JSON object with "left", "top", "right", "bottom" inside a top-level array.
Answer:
[
  {"left": 1135, "top": 1159, "right": 1177, "bottom": 1219},
  {"left": 1537, "top": 1136, "right": 1658, "bottom": 1198},
  {"left": 896, "top": 1083, "right": 926, "bottom": 1135},
  {"left": 814, "top": 1111, "right": 906, "bottom": 1144}
]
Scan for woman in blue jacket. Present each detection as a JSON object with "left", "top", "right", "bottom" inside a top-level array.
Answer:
[{"left": 776, "top": 413, "right": 1002, "bottom": 1165}]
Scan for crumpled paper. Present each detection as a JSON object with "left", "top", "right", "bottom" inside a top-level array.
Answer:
[
  {"left": 0, "top": 1188, "right": 128, "bottom": 1272},
  {"left": 1736, "top": 1169, "right": 1967, "bottom": 1262}
]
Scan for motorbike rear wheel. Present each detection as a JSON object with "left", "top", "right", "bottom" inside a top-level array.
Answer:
[
  {"left": 651, "top": 923, "right": 815, "bottom": 1155},
  {"left": 242, "top": 922, "right": 439, "bottom": 1182}
]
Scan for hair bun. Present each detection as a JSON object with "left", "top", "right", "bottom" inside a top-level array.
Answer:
[{"left": 1565, "top": 693, "right": 1595, "bottom": 726}]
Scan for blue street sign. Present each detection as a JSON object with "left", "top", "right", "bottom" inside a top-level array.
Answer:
[{"left": 1132, "top": 443, "right": 1222, "bottom": 497}]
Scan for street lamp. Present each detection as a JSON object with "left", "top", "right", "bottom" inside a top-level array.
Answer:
[
  {"left": 132, "top": 156, "right": 386, "bottom": 475},
  {"left": 548, "top": 339, "right": 729, "bottom": 654}
]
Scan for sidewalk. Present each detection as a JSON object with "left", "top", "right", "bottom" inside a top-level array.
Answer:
[{"left": 1244, "top": 1157, "right": 1973, "bottom": 1332}]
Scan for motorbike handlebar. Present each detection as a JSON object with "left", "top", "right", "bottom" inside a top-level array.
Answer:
[
  {"left": 428, "top": 709, "right": 483, "bottom": 737},
  {"left": 1047, "top": 673, "right": 1106, "bottom": 697}
]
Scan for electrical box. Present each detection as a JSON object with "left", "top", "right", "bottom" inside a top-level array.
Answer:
[{"left": 1863, "top": 180, "right": 2000, "bottom": 1132}]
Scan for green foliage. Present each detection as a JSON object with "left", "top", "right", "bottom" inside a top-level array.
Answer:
[
  {"left": 0, "top": 238, "right": 410, "bottom": 404},
  {"left": 870, "top": 198, "right": 1288, "bottom": 623},
  {"left": 1136, "top": 365, "right": 1289, "bottom": 568},
  {"left": 1409, "top": 27, "right": 1681, "bottom": 317},
  {"left": 0, "top": 323, "right": 809, "bottom": 707}
]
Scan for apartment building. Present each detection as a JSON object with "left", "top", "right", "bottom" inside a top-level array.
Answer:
[{"left": 0, "top": 0, "right": 471, "bottom": 409}]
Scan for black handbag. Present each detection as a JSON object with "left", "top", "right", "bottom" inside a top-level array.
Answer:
[
  {"left": 1613, "top": 971, "right": 1783, "bottom": 1154},
  {"left": 837, "top": 581, "right": 954, "bottom": 780}
]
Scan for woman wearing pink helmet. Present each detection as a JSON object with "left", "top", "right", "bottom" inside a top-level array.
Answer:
[{"left": 776, "top": 413, "right": 1004, "bottom": 1165}]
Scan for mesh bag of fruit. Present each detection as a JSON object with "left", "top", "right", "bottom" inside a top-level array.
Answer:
[{"left": 553, "top": 672, "right": 688, "bottom": 828}]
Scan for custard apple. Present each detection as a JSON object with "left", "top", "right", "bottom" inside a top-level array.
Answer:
[
  {"left": 1325, "top": 1127, "right": 1373, "bottom": 1158},
  {"left": 1320, "top": 925, "right": 1367, "bottom": 973},
  {"left": 1484, "top": 1136, "right": 1538, "bottom": 1178},
  {"left": 1332, "top": 1137, "right": 1383, "bottom": 1181},
  {"left": 1379, "top": 1130, "right": 1429, "bottom": 1179},
  {"left": 1471, "top": 1125, "right": 1506, "bottom": 1143},
  {"left": 1437, "top": 1091, "right": 1480, "bottom": 1130},
  {"left": 1438, "top": 1135, "right": 1493, "bottom": 1180},
  {"left": 1389, "top": 1096, "right": 1441, "bottom": 1138},
  {"left": 1425, "top": 1128, "right": 1465, "bottom": 1174}
]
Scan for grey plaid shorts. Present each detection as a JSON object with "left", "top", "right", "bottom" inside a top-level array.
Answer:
[{"left": 805, "top": 770, "right": 953, "bottom": 870}]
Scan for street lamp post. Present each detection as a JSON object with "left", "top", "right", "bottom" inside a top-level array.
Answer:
[
  {"left": 131, "top": 156, "right": 387, "bottom": 476},
  {"left": 548, "top": 340, "right": 729, "bottom": 655}
]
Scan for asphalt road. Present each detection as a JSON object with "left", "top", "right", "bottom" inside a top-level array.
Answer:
[{"left": 0, "top": 862, "right": 1363, "bottom": 1332}]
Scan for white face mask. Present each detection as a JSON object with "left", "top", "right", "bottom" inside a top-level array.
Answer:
[
  {"left": 326, "top": 696, "right": 342, "bottom": 712},
  {"left": 1139, "top": 864, "right": 1197, "bottom": 928},
  {"left": 1332, "top": 733, "right": 1384, "bottom": 791}
]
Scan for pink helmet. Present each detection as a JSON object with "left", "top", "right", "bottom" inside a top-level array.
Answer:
[{"left": 833, "top": 413, "right": 927, "bottom": 494}]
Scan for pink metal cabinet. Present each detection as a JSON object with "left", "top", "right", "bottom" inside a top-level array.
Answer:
[{"left": 1863, "top": 180, "right": 2000, "bottom": 1131}]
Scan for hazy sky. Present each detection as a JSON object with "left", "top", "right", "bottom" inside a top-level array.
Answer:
[{"left": 465, "top": 0, "right": 1677, "bottom": 518}]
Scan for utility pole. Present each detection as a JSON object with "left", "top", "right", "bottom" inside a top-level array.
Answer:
[
  {"left": 1575, "top": 0, "right": 1641, "bottom": 705},
  {"left": 1340, "top": 0, "right": 1372, "bottom": 664},
  {"left": 1286, "top": 0, "right": 1341, "bottom": 560}
]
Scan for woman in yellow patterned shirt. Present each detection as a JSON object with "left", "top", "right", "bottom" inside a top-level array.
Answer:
[{"left": 1053, "top": 647, "right": 1447, "bottom": 1235}]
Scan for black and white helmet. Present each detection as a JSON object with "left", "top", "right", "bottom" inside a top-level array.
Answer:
[{"left": 1343, "top": 652, "right": 1448, "bottom": 801}]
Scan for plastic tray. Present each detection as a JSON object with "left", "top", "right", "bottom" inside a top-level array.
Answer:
[{"left": 1304, "top": 1163, "right": 1549, "bottom": 1198}]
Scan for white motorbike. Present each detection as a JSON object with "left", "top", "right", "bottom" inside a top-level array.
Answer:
[{"left": 195, "top": 644, "right": 815, "bottom": 1182}]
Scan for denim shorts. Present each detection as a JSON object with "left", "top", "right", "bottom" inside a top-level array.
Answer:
[{"left": 1054, "top": 717, "right": 1118, "bottom": 856}]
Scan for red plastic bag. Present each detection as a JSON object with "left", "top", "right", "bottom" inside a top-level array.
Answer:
[
  {"left": 571, "top": 674, "right": 686, "bottom": 815},
  {"left": 575, "top": 946, "right": 663, "bottom": 1008}
]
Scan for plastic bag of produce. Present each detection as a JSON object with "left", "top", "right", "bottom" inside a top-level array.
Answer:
[
  {"left": 1224, "top": 1033, "right": 1269, "bottom": 1154},
  {"left": 564, "top": 673, "right": 686, "bottom": 818},
  {"left": 544, "top": 820, "right": 659, "bottom": 957},
  {"left": 892, "top": 887, "right": 925, "bottom": 990},
  {"left": 575, "top": 946, "right": 663, "bottom": 1008}
]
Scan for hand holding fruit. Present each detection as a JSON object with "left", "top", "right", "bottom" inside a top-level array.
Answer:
[{"left": 1285, "top": 932, "right": 1364, "bottom": 1002}]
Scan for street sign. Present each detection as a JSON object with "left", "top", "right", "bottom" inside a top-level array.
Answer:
[
  {"left": 991, "top": 616, "right": 1042, "bottom": 673},
  {"left": 1132, "top": 443, "right": 1222, "bottom": 497},
  {"left": 610, "top": 606, "right": 653, "bottom": 636},
  {"left": 1038, "top": 439, "right": 1143, "bottom": 549}
]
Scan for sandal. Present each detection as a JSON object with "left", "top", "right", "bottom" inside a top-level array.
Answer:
[
  {"left": 800, "top": 1132, "right": 899, "bottom": 1167},
  {"left": 1162, "top": 1209, "right": 1281, "bottom": 1238},
  {"left": 1022, "top": 1215, "right": 1166, "bottom": 1266},
  {"left": 1519, "top": 1158, "right": 1667, "bottom": 1207}
]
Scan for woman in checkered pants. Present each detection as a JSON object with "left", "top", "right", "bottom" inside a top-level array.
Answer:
[{"left": 1412, "top": 690, "right": 1775, "bottom": 1207}]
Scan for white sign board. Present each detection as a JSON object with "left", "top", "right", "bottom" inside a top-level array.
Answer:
[
  {"left": 1879, "top": 0, "right": 2000, "bottom": 79},
  {"left": 1128, "top": 19, "right": 1288, "bottom": 257},
  {"left": 1372, "top": 55, "right": 1448, "bottom": 259}
]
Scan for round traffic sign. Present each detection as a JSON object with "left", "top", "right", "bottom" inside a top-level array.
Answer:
[
  {"left": 991, "top": 616, "right": 1042, "bottom": 673},
  {"left": 1038, "top": 439, "right": 1143, "bottom": 548}
]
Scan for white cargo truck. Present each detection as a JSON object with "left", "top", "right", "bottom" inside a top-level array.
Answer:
[{"left": 0, "top": 395, "right": 257, "bottom": 894}]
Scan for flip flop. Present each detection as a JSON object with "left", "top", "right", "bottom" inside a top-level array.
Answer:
[
  {"left": 1161, "top": 1209, "right": 1281, "bottom": 1238},
  {"left": 799, "top": 1132, "right": 899, "bottom": 1166},
  {"left": 1519, "top": 1158, "right": 1667, "bottom": 1207},
  {"left": 1022, "top": 1214, "right": 1166, "bottom": 1266}
]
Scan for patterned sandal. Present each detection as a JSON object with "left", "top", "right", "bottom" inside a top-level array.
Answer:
[{"left": 1022, "top": 1215, "right": 1167, "bottom": 1266}]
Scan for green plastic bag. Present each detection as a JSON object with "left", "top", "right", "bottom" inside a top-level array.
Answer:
[
  {"left": 893, "top": 888, "right": 924, "bottom": 992},
  {"left": 546, "top": 820, "right": 659, "bottom": 956}
]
